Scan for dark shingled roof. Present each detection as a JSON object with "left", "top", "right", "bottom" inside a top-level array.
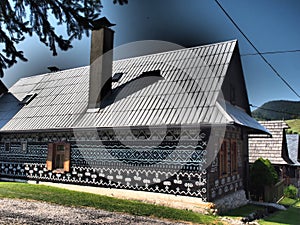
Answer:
[{"left": 249, "top": 121, "right": 293, "bottom": 165}]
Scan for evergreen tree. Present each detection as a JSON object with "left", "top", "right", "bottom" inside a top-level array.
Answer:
[{"left": 0, "top": 0, "right": 127, "bottom": 77}]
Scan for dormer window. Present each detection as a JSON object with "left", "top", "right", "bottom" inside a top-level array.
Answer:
[
  {"left": 141, "top": 70, "right": 160, "bottom": 77},
  {"left": 20, "top": 93, "right": 37, "bottom": 105},
  {"left": 112, "top": 72, "right": 123, "bottom": 82}
]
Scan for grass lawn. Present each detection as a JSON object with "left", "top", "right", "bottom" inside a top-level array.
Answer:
[
  {"left": 286, "top": 119, "right": 300, "bottom": 134},
  {"left": 221, "top": 204, "right": 264, "bottom": 219},
  {"left": 0, "top": 182, "right": 222, "bottom": 225},
  {"left": 278, "top": 197, "right": 298, "bottom": 207},
  {"left": 259, "top": 199, "right": 300, "bottom": 225}
]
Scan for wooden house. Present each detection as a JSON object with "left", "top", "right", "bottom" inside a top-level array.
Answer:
[
  {"left": 0, "top": 19, "right": 268, "bottom": 211},
  {"left": 249, "top": 121, "right": 296, "bottom": 182}
]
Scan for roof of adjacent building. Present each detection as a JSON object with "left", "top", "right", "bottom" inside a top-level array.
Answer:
[
  {"left": 0, "top": 40, "right": 267, "bottom": 133},
  {"left": 286, "top": 134, "right": 300, "bottom": 166},
  {"left": 249, "top": 120, "right": 293, "bottom": 165}
]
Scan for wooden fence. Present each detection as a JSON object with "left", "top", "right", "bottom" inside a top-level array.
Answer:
[{"left": 264, "top": 180, "right": 285, "bottom": 202}]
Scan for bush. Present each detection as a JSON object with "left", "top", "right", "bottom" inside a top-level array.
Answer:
[
  {"left": 250, "top": 158, "right": 278, "bottom": 200},
  {"left": 284, "top": 185, "right": 298, "bottom": 199}
]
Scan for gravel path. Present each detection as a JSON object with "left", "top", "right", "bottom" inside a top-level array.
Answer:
[{"left": 0, "top": 198, "right": 189, "bottom": 225}]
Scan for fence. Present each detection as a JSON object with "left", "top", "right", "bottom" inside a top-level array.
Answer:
[{"left": 264, "top": 180, "right": 285, "bottom": 202}]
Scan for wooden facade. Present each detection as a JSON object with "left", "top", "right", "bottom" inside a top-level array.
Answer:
[{"left": 0, "top": 125, "right": 249, "bottom": 201}]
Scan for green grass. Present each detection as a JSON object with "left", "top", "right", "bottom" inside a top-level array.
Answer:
[
  {"left": 286, "top": 119, "right": 300, "bottom": 134},
  {"left": 278, "top": 197, "right": 297, "bottom": 207},
  {"left": 0, "top": 182, "right": 221, "bottom": 224},
  {"left": 259, "top": 199, "right": 300, "bottom": 225},
  {"left": 221, "top": 204, "right": 264, "bottom": 219}
]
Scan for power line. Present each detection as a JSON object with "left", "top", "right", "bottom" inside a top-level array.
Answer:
[
  {"left": 242, "top": 49, "right": 300, "bottom": 56},
  {"left": 215, "top": 0, "right": 300, "bottom": 99},
  {"left": 250, "top": 104, "right": 300, "bottom": 117}
]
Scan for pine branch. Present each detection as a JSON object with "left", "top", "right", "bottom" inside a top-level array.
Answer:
[{"left": 0, "top": 0, "right": 127, "bottom": 78}]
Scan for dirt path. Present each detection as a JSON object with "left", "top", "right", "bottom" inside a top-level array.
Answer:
[{"left": 0, "top": 198, "right": 189, "bottom": 225}]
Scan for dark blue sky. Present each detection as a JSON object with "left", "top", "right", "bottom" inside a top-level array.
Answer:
[{"left": 1, "top": 0, "right": 300, "bottom": 107}]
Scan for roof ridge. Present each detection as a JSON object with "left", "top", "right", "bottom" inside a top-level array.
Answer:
[
  {"left": 11, "top": 40, "right": 237, "bottom": 84},
  {"left": 113, "top": 39, "right": 237, "bottom": 63}
]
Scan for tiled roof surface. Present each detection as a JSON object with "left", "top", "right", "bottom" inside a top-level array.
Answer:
[
  {"left": 286, "top": 134, "right": 300, "bottom": 165},
  {"left": 249, "top": 121, "right": 291, "bottom": 165},
  {"left": 0, "top": 40, "right": 267, "bottom": 132},
  {"left": 0, "top": 68, "right": 88, "bottom": 130},
  {"left": 76, "top": 41, "right": 237, "bottom": 128}
]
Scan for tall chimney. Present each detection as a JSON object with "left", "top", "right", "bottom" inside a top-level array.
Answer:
[{"left": 88, "top": 17, "right": 115, "bottom": 108}]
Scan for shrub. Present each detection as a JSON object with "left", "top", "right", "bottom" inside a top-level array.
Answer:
[
  {"left": 284, "top": 185, "right": 298, "bottom": 199},
  {"left": 250, "top": 158, "right": 278, "bottom": 200}
]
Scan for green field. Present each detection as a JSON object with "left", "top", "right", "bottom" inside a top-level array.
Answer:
[
  {"left": 259, "top": 199, "right": 300, "bottom": 225},
  {"left": 286, "top": 119, "right": 300, "bottom": 134}
]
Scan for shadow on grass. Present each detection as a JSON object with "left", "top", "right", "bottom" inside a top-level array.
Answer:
[
  {"left": 221, "top": 204, "right": 265, "bottom": 219},
  {"left": 259, "top": 200, "right": 300, "bottom": 225}
]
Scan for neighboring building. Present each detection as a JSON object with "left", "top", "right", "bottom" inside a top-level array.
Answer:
[
  {"left": 0, "top": 19, "right": 268, "bottom": 211},
  {"left": 249, "top": 121, "right": 295, "bottom": 182},
  {"left": 286, "top": 134, "right": 300, "bottom": 187}
]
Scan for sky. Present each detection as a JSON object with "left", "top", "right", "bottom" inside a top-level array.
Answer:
[{"left": 1, "top": 0, "right": 300, "bottom": 108}]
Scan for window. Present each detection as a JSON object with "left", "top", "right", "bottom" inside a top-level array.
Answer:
[
  {"left": 219, "top": 140, "right": 228, "bottom": 177},
  {"left": 46, "top": 143, "right": 70, "bottom": 173},
  {"left": 231, "top": 141, "right": 238, "bottom": 173},
  {"left": 21, "top": 141, "right": 27, "bottom": 153},
  {"left": 20, "top": 93, "right": 37, "bottom": 105},
  {"left": 112, "top": 72, "right": 123, "bottom": 82},
  {"left": 141, "top": 70, "right": 161, "bottom": 77},
  {"left": 4, "top": 142, "right": 10, "bottom": 152}
]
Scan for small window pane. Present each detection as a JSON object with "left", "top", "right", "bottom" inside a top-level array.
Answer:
[
  {"left": 21, "top": 142, "right": 27, "bottom": 153},
  {"left": 5, "top": 142, "right": 10, "bottom": 152},
  {"left": 57, "top": 145, "right": 65, "bottom": 152}
]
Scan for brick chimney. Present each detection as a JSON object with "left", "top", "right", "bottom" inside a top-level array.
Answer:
[{"left": 88, "top": 17, "right": 115, "bottom": 108}]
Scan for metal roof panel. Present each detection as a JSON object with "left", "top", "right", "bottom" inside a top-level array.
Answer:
[{"left": 1, "top": 40, "right": 243, "bottom": 131}]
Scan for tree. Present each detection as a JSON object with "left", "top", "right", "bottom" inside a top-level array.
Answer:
[
  {"left": 249, "top": 157, "right": 278, "bottom": 201},
  {"left": 0, "top": 0, "right": 128, "bottom": 78}
]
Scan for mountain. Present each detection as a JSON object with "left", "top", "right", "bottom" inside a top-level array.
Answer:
[{"left": 251, "top": 100, "right": 300, "bottom": 121}]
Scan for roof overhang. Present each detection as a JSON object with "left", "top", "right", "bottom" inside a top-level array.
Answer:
[{"left": 217, "top": 101, "right": 271, "bottom": 136}]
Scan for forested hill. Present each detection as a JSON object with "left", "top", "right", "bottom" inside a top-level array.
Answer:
[{"left": 251, "top": 100, "right": 300, "bottom": 120}]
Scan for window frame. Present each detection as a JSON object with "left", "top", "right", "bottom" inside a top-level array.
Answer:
[
  {"left": 46, "top": 142, "right": 70, "bottom": 173},
  {"left": 219, "top": 140, "right": 228, "bottom": 177},
  {"left": 230, "top": 140, "right": 238, "bottom": 174}
]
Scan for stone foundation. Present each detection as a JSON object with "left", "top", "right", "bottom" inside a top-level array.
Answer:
[{"left": 213, "top": 189, "right": 248, "bottom": 213}]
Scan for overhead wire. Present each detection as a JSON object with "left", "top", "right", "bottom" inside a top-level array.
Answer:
[
  {"left": 215, "top": 0, "right": 300, "bottom": 99},
  {"left": 242, "top": 49, "right": 300, "bottom": 56}
]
